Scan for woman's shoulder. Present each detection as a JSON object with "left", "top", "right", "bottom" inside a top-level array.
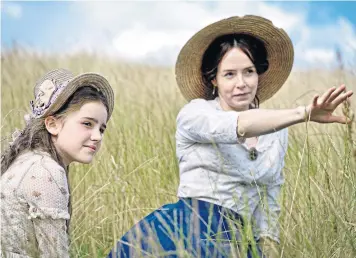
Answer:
[
  {"left": 179, "top": 98, "right": 218, "bottom": 112},
  {"left": 183, "top": 98, "right": 209, "bottom": 106}
]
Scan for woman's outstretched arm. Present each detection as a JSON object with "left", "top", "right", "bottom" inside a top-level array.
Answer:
[
  {"left": 177, "top": 85, "right": 353, "bottom": 143},
  {"left": 237, "top": 84, "right": 353, "bottom": 138}
]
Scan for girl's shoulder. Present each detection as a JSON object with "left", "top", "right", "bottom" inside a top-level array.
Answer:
[
  {"left": 27, "top": 151, "right": 66, "bottom": 178},
  {"left": 5, "top": 150, "right": 65, "bottom": 180},
  {"left": 15, "top": 150, "right": 60, "bottom": 166},
  {"left": 1, "top": 150, "right": 68, "bottom": 215}
]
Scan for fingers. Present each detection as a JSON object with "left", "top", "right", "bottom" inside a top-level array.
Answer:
[
  {"left": 312, "top": 95, "right": 319, "bottom": 106},
  {"left": 326, "top": 84, "right": 346, "bottom": 103},
  {"left": 329, "top": 115, "right": 352, "bottom": 124},
  {"left": 319, "top": 86, "right": 336, "bottom": 103},
  {"left": 332, "top": 90, "right": 353, "bottom": 107}
]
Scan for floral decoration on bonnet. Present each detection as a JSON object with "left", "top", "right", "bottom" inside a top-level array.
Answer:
[{"left": 30, "top": 79, "right": 70, "bottom": 118}]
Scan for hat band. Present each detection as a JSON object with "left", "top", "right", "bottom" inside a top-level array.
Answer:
[{"left": 30, "top": 80, "right": 69, "bottom": 118}]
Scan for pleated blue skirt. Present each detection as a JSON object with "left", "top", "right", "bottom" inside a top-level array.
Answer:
[{"left": 107, "top": 198, "right": 264, "bottom": 258}]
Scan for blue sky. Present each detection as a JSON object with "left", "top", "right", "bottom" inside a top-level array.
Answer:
[{"left": 2, "top": 1, "right": 356, "bottom": 69}]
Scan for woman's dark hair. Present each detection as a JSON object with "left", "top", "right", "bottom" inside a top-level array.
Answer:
[{"left": 201, "top": 33, "right": 269, "bottom": 108}]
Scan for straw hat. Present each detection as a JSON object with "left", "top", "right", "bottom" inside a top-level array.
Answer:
[
  {"left": 30, "top": 69, "right": 114, "bottom": 119},
  {"left": 175, "top": 15, "right": 294, "bottom": 103}
]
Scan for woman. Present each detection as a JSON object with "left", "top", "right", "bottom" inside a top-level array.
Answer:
[
  {"left": 108, "top": 15, "right": 353, "bottom": 257},
  {"left": 1, "top": 69, "right": 115, "bottom": 257}
]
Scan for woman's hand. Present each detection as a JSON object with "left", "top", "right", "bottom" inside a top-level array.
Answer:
[{"left": 305, "top": 84, "right": 353, "bottom": 124}]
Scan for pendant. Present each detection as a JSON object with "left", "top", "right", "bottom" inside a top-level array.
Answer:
[{"left": 248, "top": 147, "right": 258, "bottom": 161}]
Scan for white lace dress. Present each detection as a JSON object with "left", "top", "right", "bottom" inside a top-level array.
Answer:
[{"left": 1, "top": 150, "right": 70, "bottom": 258}]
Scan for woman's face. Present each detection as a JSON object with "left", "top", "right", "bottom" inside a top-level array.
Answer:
[{"left": 213, "top": 47, "right": 258, "bottom": 112}]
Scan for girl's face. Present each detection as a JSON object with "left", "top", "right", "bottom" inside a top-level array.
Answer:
[
  {"left": 50, "top": 101, "right": 108, "bottom": 166},
  {"left": 213, "top": 47, "right": 259, "bottom": 112}
]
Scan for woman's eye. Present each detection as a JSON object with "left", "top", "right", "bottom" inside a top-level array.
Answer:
[
  {"left": 224, "top": 72, "right": 234, "bottom": 77},
  {"left": 100, "top": 128, "right": 105, "bottom": 134},
  {"left": 245, "top": 69, "right": 255, "bottom": 75}
]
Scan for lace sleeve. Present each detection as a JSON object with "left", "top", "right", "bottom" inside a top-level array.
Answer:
[{"left": 20, "top": 156, "right": 70, "bottom": 258}]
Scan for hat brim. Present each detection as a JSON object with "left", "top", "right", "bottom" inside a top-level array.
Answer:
[
  {"left": 175, "top": 15, "right": 294, "bottom": 103},
  {"left": 43, "top": 73, "right": 115, "bottom": 119}
]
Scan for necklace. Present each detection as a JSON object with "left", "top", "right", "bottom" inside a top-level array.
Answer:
[{"left": 248, "top": 147, "right": 258, "bottom": 161}]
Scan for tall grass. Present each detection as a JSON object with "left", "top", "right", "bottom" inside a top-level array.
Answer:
[{"left": 1, "top": 50, "right": 356, "bottom": 257}]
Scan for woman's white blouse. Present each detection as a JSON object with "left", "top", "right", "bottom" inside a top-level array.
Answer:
[{"left": 175, "top": 97, "right": 288, "bottom": 243}]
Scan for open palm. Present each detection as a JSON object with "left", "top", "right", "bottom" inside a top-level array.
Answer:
[{"left": 306, "top": 84, "right": 353, "bottom": 124}]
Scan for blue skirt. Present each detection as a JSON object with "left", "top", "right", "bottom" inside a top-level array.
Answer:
[{"left": 107, "top": 198, "right": 264, "bottom": 258}]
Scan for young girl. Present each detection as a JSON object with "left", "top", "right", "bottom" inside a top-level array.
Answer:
[
  {"left": 1, "top": 69, "right": 114, "bottom": 258},
  {"left": 107, "top": 15, "right": 353, "bottom": 258}
]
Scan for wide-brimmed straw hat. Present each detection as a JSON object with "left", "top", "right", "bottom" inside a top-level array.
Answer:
[
  {"left": 175, "top": 15, "right": 294, "bottom": 103},
  {"left": 30, "top": 68, "right": 115, "bottom": 119}
]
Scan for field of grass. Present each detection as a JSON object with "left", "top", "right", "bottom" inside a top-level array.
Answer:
[{"left": 1, "top": 50, "right": 356, "bottom": 257}]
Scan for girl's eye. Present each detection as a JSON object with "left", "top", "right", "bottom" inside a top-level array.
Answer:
[
  {"left": 100, "top": 128, "right": 105, "bottom": 134},
  {"left": 83, "top": 122, "right": 92, "bottom": 127}
]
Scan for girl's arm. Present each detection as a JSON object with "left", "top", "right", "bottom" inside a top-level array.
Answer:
[
  {"left": 32, "top": 219, "right": 70, "bottom": 258},
  {"left": 21, "top": 159, "right": 70, "bottom": 258}
]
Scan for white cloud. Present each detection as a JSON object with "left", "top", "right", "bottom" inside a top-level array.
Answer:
[
  {"left": 23, "top": 1, "right": 356, "bottom": 68},
  {"left": 112, "top": 24, "right": 193, "bottom": 61},
  {"left": 2, "top": 2, "right": 22, "bottom": 19},
  {"left": 338, "top": 18, "right": 356, "bottom": 53},
  {"left": 69, "top": 1, "right": 304, "bottom": 66},
  {"left": 293, "top": 17, "right": 356, "bottom": 68},
  {"left": 303, "top": 49, "right": 336, "bottom": 64}
]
